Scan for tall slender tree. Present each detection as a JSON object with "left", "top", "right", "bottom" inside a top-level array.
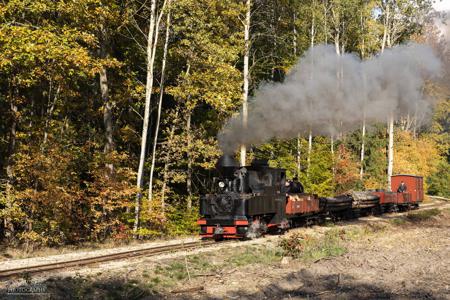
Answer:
[
  {"left": 240, "top": 0, "right": 251, "bottom": 167},
  {"left": 148, "top": 1, "right": 172, "bottom": 212}
]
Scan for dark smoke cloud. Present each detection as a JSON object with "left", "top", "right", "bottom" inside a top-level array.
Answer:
[{"left": 218, "top": 43, "right": 442, "bottom": 154}]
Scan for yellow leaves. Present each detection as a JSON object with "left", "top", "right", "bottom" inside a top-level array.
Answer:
[
  {"left": 394, "top": 130, "right": 441, "bottom": 192},
  {"left": 0, "top": 24, "right": 99, "bottom": 86},
  {"left": 98, "top": 57, "right": 122, "bottom": 69},
  {"left": 168, "top": 62, "right": 242, "bottom": 114},
  {"left": 120, "top": 125, "right": 140, "bottom": 144},
  {"left": 364, "top": 177, "right": 383, "bottom": 190}
]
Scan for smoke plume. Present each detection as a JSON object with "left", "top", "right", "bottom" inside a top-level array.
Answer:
[{"left": 218, "top": 43, "right": 442, "bottom": 154}]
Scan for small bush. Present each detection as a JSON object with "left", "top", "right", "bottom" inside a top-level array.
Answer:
[
  {"left": 165, "top": 207, "right": 199, "bottom": 236},
  {"left": 279, "top": 229, "right": 347, "bottom": 261}
]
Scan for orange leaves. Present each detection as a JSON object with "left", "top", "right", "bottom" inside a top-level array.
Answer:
[
  {"left": 8, "top": 132, "right": 137, "bottom": 246},
  {"left": 334, "top": 144, "right": 360, "bottom": 194}
]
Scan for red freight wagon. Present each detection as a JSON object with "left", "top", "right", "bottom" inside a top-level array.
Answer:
[
  {"left": 391, "top": 174, "right": 424, "bottom": 204},
  {"left": 372, "top": 190, "right": 397, "bottom": 205},
  {"left": 286, "top": 194, "right": 320, "bottom": 215},
  {"left": 372, "top": 175, "right": 423, "bottom": 212}
]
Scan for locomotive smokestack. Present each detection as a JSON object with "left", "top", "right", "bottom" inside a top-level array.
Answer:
[
  {"left": 216, "top": 155, "right": 239, "bottom": 169},
  {"left": 216, "top": 155, "right": 239, "bottom": 178}
]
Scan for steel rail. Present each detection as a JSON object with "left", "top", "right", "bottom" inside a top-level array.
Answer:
[
  {"left": 0, "top": 240, "right": 216, "bottom": 280},
  {"left": 426, "top": 195, "right": 450, "bottom": 202}
]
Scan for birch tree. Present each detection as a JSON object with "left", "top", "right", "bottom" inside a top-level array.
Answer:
[
  {"left": 148, "top": 2, "right": 171, "bottom": 212},
  {"left": 378, "top": 0, "right": 432, "bottom": 190},
  {"left": 307, "top": 0, "right": 317, "bottom": 177},
  {"left": 240, "top": 0, "right": 251, "bottom": 167},
  {"left": 134, "top": 0, "right": 168, "bottom": 233}
]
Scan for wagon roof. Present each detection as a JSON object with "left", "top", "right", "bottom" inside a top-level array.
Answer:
[{"left": 392, "top": 174, "right": 423, "bottom": 178}]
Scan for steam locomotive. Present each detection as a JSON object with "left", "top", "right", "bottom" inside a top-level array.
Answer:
[{"left": 197, "top": 155, "right": 424, "bottom": 240}]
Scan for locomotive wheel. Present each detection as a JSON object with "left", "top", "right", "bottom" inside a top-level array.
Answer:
[
  {"left": 213, "top": 235, "right": 224, "bottom": 242},
  {"left": 245, "top": 219, "right": 266, "bottom": 239},
  {"left": 375, "top": 205, "right": 382, "bottom": 215}
]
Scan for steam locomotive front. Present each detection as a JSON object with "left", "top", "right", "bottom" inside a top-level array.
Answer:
[{"left": 198, "top": 155, "right": 251, "bottom": 239}]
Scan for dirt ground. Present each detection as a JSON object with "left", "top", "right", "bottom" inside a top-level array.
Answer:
[
  {"left": 186, "top": 209, "right": 450, "bottom": 300},
  {"left": 1, "top": 207, "right": 449, "bottom": 300}
]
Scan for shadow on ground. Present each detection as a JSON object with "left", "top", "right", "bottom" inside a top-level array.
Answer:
[
  {"left": 1, "top": 264, "right": 447, "bottom": 300},
  {"left": 210, "top": 268, "right": 447, "bottom": 300},
  {"left": 0, "top": 277, "right": 162, "bottom": 300}
]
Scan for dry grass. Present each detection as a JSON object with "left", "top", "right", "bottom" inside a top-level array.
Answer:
[
  {"left": 138, "top": 245, "right": 282, "bottom": 291},
  {"left": 406, "top": 208, "right": 441, "bottom": 222}
]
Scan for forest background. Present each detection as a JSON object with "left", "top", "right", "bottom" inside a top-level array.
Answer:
[{"left": 0, "top": 0, "right": 448, "bottom": 248}]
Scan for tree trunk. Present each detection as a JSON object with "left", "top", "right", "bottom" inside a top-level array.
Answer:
[
  {"left": 186, "top": 111, "right": 192, "bottom": 209},
  {"left": 412, "top": 101, "right": 419, "bottom": 138},
  {"left": 240, "top": 0, "right": 251, "bottom": 167},
  {"left": 323, "top": 1, "right": 328, "bottom": 44},
  {"left": 293, "top": 12, "right": 297, "bottom": 56},
  {"left": 306, "top": 5, "right": 316, "bottom": 178},
  {"left": 100, "top": 61, "right": 113, "bottom": 225},
  {"left": 331, "top": 134, "right": 335, "bottom": 176},
  {"left": 360, "top": 52, "right": 367, "bottom": 180},
  {"left": 296, "top": 134, "right": 301, "bottom": 177},
  {"left": 334, "top": 32, "right": 340, "bottom": 55},
  {"left": 5, "top": 91, "right": 18, "bottom": 239},
  {"left": 134, "top": 0, "right": 158, "bottom": 234},
  {"left": 360, "top": 9, "right": 365, "bottom": 59},
  {"left": 270, "top": 5, "right": 277, "bottom": 80},
  {"left": 148, "top": 5, "right": 171, "bottom": 211},
  {"left": 310, "top": 0, "right": 315, "bottom": 49},
  {"left": 381, "top": 6, "right": 394, "bottom": 191},
  {"left": 96, "top": 22, "right": 115, "bottom": 177},
  {"left": 307, "top": 129, "right": 312, "bottom": 177},
  {"left": 42, "top": 82, "right": 60, "bottom": 147},
  {"left": 101, "top": 65, "right": 115, "bottom": 176},
  {"left": 359, "top": 118, "right": 366, "bottom": 180},
  {"left": 387, "top": 114, "right": 394, "bottom": 191},
  {"left": 381, "top": 3, "right": 390, "bottom": 53},
  {"left": 160, "top": 110, "right": 179, "bottom": 216}
]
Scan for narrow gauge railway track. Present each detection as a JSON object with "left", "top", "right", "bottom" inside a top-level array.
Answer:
[
  {"left": 427, "top": 195, "right": 450, "bottom": 202},
  {"left": 355, "top": 199, "right": 450, "bottom": 222},
  {"left": 0, "top": 240, "right": 216, "bottom": 280}
]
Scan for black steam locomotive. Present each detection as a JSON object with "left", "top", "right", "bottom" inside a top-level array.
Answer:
[{"left": 198, "top": 155, "right": 296, "bottom": 240}]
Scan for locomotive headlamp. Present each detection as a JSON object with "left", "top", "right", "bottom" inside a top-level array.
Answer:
[{"left": 218, "top": 181, "right": 225, "bottom": 188}]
